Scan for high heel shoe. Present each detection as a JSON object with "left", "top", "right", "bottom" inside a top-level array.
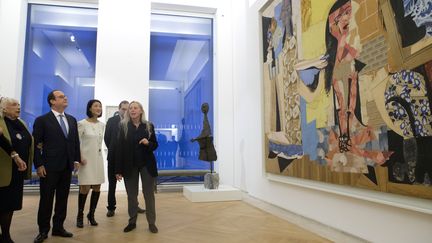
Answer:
[
  {"left": 87, "top": 214, "right": 98, "bottom": 226},
  {"left": 87, "top": 191, "right": 100, "bottom": 226},
  {"left": 76, "top": 193, "right": 87, "bottom": 228}
]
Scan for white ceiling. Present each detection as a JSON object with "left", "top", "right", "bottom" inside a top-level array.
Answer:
[
  {"left": 151, "top": 14, "right": 212, "bottom": 87},
  {"left": 31, "top": 4, "right": 98, "bottom": 29},
  {"left": 165, "top": 40, "right": 208, "bottom": 81},
  {"left": 42, "top": 29, "right": 92, "bottom": 69}
]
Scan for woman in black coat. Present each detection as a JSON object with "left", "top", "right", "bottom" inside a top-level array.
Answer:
[
  {"left": 115, "top": 101, "right": 159, "bottom": 234},
  {"left": 0, "top": 97, "right": 33, "bottom": 243}
]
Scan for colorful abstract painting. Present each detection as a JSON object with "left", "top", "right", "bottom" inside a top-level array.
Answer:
[{"left": 262, "top": 0, "right": 432, "bottom": 200}]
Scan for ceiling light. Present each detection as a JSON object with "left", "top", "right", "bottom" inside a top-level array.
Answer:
[{"left": 70, "top": 34, "right": 75, "bottom": 42}]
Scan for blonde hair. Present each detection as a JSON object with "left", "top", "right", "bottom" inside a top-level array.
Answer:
[
  {"left": 120, "top": 101, "right": 152, "bottom": 138},
  {"left": 0, "top": 97, "right": 19, "bottom": 118}
]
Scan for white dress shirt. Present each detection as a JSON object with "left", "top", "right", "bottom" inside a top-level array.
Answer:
[{"left": 51, "top": 109, "right": 69, "bottom": 134}]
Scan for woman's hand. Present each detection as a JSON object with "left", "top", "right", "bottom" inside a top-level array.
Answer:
[
  {"left": 13, "top": 156, "right": 27, "bottom": 171},
  {"left": 139, "top": 138, "right": 149, "bottom": 145},
  {"left": 115, "top": 174, "right": 123, "bottom": 181},
  {"left": 81, "top": 159, "right": 87, "bottom": 165}
]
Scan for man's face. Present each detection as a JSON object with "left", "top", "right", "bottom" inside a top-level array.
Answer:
[
  {"left": 118, "top": 103, "right": 129, "bottom": 118},
  {"left": 51, "top": 91, "right": 68, "bottom": 110}
]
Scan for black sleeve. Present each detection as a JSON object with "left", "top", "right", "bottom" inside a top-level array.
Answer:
[
  {"left": 0, "top": 134, "right": 13, "bottom": 155},
  {"left": 73, "top": 118, "right": 81, "bottom": 162},
  {"left": 104, "top": 117, "right": 113, "bottom": 148},
  {"left": 32, "top": 116, "right": 44, "bottom": 169},
  {"left": 115, "top": 124, "right": 124, "bottom": 175},
  {"left": 147, "top": 123, "right": 158, "bottom": 152}
]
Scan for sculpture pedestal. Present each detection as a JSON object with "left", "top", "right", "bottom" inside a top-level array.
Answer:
[
  {"left": 183, "top": 185, "right": 242, "bottom": 202},
  {"left": 204, "top": 172, "right": 219, "bottom": 189}
]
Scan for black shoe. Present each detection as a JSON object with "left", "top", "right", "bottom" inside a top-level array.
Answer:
[
  {"left": 149, "top": 224, "right": 158, "bottom": 233},
  {"left": 87, "top": 213, "right": 98, "bottom": 226},
  {"left": 106, "top": 210, "right": 115, "bottom": 217},
  {"left": 33, "top": 232, "right": 48, "bottom": 243},
  {"left": 77, "top": 211, "right": 84, "bottom": 228},
  {"left": 52, "top": 229, "right": 73, "bottom": 237},
  {"left": 76, "top": 216, "right": 84, "bottom": 228},
  {"left": 137, "top": 207, "right": 146, "bottom": 214},
  {"left": 77, "top": 193, "right": 88, "bottom": 228},
  {"left": 123, "top": 223, "right": 136, "bottom": 233}
]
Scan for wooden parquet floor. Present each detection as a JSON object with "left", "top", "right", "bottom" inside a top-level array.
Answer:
[{"left": 10, "top": 191, "right": 331, "bottom": 243}]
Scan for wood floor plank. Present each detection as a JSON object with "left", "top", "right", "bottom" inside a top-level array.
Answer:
[{"left": 9, "top": 191, "right": 331, "bottom": 243}]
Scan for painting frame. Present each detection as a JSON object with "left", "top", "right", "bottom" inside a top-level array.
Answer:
[
  {"left": 379, "top": 0, "right": 432, "bottom": 70},
  {"left": 105, "top": 105, "right": 118, "bottom": 122}
]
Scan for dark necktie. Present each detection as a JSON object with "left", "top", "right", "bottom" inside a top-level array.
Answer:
[{"left": 59, "top": 114, "right": 68, "bottom": 137}]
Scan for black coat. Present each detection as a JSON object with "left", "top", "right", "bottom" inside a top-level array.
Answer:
[
  {"left": 104, "top": 115, "right": 121, "bottom": 162},
  {"left": 115, "top": 121, "right": 158, "bottom": 177},
  {"left": 33, "top": 111, "right": 81, "bottom": 171}
]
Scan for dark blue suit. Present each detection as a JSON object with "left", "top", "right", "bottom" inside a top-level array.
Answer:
[
  {"left": 104, "top": 114, "right": 121, "bottom": 211},
  {"left": 33, "top": 111, "right": 80, "bottom": 233}
]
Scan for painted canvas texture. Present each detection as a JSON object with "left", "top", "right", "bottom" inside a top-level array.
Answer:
[{"left": 262, "top": 0, "right": 432, "bottom": 200}]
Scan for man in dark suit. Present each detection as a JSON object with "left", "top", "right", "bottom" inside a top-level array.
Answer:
[
  {"left": 104, "top": 100, "right": 146, "bottom": 217},
  {"left": 33, "top": 90, "right": 81, "bottom": 243},
  {"left": 104, "top": 100, "right": 128, "bottom": 217}
]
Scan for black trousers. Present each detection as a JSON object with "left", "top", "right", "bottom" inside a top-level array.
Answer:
[
  {"left": 124, "top": 166, "right": 156, "bottom": 225},
  {"left": 107, "top": 161, "right": 117, "bottom": 211},
  {"left": 37, "top": 168, "right": 71, "bottom": 233}
]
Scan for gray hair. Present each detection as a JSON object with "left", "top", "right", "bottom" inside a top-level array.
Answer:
[
  {"left": 0, "top": 97, "right": 19, "bottom": 118},
  {"left": 120, "top": 101, "right": 151, "bottom": 138}
]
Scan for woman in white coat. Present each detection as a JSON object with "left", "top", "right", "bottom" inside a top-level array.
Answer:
[{"left": 76, "top": 99, "right": 105, "bottom": 228}]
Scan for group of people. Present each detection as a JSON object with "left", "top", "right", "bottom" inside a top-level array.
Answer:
[
  {"left": 0, "top": 90, "right": 159, "bottom": 243},
  {"left": 155, "top": 133, "right": 178, "bottom": 168}
]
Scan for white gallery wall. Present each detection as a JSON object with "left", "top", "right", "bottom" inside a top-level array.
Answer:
[
  {"left": 94, "top": 0, "right": 151, "bottom": 191},
  {"left": 95, "top": 0, "right": 150, "bottom": 112},
  {"left": 234, "top": 0, "right": 432, "bottom": 242},
  {"left": 0, "top": 0, "right": 27, "bottom": 98},
  {"left": 1, "top": 0, "right": 432, "bottom": 242}
]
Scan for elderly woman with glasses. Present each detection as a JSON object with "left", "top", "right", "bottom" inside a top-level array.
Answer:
[{"left": 0, "top": 97, "right": 33, "bottom": 243}]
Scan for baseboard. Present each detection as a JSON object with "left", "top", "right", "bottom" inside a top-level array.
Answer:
[{"left": 242, "top": 192, "right": 368, "bottom": 243}]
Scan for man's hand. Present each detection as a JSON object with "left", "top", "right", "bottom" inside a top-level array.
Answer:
[
  {"left": 115, "top": 174, "right": 123, "bottom": 182},
  {"left": 37, "top": 165, "right": 47, "bottom": 178}
]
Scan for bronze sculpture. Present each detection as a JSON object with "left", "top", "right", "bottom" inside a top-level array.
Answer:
[{"left": 191, "top": 103, "right": 217, "bottom": 172}]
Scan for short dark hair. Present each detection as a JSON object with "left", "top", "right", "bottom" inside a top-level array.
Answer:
[
  {"left": 86, "top": 99, "right": 102, "bottom": 118},
  {"left": 47, "top": 90, "right": 59, "bottom": 107},
  {"left": 118, "top": 100, "right": 129, "bottom": 109}
]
